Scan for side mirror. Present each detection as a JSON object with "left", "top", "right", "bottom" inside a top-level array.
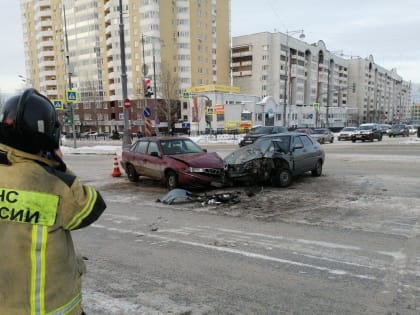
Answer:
[
  {"left": 150, "top": 151, "right": 160, "bottom": 158},
  {"left": 202, "top": 148, "right": 208, "bottom": 153}
]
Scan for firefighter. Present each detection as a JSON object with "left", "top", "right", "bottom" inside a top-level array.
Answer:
[{"left": 0, "top": 89, "right": 106, "bottom": 315}]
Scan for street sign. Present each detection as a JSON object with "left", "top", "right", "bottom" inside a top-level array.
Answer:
[
  {"left": 66, "top": 90, "right": 78, "bottom": 103},
  {"left": 313, "top": 102, "right": 320, "bottom": 111},
  {"left": 182, "top": 91, "right": 189, "bottom": 98},
  {"left": 143, "top": 107, "right": 151, "bottom": 118},
  {"left": 206, "top": 106, "right": 214, "bottom": 115},
  {"left": 181, "top": 122, "right": 190, "bottom": 129},
  {"left": 52, "top": 99, "right": 63, "bottom": 110},
  {"left": 124, "top": 98, "right": 131, "bottom": 109}
]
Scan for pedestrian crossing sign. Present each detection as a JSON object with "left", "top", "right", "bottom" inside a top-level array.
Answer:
[
  {"left": 66, "top": 89, "right": 78, "bottom": 103},
  {"left": 52, "top": 99, "right": 64, "bottom": 110}
]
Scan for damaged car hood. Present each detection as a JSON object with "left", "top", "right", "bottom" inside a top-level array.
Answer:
[
  {"left": 224, "top": 146, "right": 264, "bottom": 165},
  {"left": 169, "top": 152, "right": 224, "bottom": 168}
]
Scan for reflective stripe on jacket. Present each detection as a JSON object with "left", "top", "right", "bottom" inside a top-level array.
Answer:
[{"left": 0, "top": 144, "right": 106, "bottom": 315}]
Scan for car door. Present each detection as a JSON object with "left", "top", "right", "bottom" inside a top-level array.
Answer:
[
  {"left": 290, "top": 135, "right": 309, "bottom": 174},
  {"left": 299, "top": 135, "right": 320, "bottom": 170},
  {"left": 130, "top": 140, "right": 148, "bottom": 175},
  {"left": 143, "top": 140, "right": 165, "bottom": 180}
]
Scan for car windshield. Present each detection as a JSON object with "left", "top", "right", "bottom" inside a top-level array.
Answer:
[
  {"left": 249, "top": 126, "right": 272, "bottom": 135},
  {"left": 342, "top": 127, "right": 356, "bottom": 131},
  {"left": 160, "top": 139, "right": 203, "bottom": 155},
  {"left": 392, "top": 124, "right": 404, "bottom": 129},
  {"left": 272, "top": 135, "right": 291, "bottom": 153}
]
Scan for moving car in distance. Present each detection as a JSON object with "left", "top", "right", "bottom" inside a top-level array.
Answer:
[
  {"left": 407, "top": 125, "right": 417, "bottom": 135},
  {"left": 378, "top": 124, "right": 391, "bottom": 135},
  {"left": 120, "top": 136, "right": 225, "bottom": 190},
  {"left": 310, "top": 128, "right": 334, "bottom": 144},
  {"left": 388, "top": 124, "right": 410, "bottom": 137},
  {"left": 224, "top": 132, "right": 325, "bottom": 188},
  {"left": 239, "top": 125, "right": 288, "bottom": 147},
  {"left": 351, "top": 124, "right": 383, "bottom": 142},
  {"left": 337, "top": 127, "right": 357, "bottom": 141}
]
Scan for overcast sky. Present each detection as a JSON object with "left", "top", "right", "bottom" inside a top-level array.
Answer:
[{"left": 1, "top": 0, "right": 419, "bottom": 95}]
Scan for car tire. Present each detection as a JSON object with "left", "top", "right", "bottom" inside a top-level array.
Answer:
[
  {"left": 330, "top": 137, "right": 334, "bottom": 143},
  {"left": 272, "top": 168, "right": 292, "bottom": 188},
  {"left": 352, "top": 139, "right": 356, "bottom": 143},
  {"left": 166, "top": 170, "right": 178, "bottom": 190},
  {"left": 126, "top": 164, "right": 139, "bottom": 182},
  {"left": 311, "top": 160, "right": 323, "bottom": 177}
]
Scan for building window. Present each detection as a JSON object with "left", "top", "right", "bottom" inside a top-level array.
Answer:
[{"left": 241, "top": 112, "right": 252, "bottom": 120}]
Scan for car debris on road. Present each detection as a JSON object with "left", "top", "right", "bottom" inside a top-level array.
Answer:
[{"left": 156, "top": 188, "right": 245, "bottom": 205}]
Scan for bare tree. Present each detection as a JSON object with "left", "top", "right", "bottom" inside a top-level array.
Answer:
[{"left": 159, "top": 61, "right": 180, "bottom": 133}]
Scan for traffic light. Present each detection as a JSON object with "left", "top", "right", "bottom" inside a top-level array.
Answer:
[
  {"left": 144, "top": 78, "right": 153, "bottom": 97},
  {"left": 63, "top": 106, "right": 73, "bottom": 124},
  {"left": 352, "top": 82, "right": 356, "bottom": 93}
]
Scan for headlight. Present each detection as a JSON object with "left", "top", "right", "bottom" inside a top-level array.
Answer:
[
  {"left": 188, "top": 167, "right": 206, "bottom": 173},
  {"left": 188, "top": 167, "right": 223, "bottom": 175}
]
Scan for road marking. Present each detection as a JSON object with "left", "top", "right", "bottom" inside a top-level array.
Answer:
[{"left": 92, "top": 223, "right": 378, "bottom": 281}]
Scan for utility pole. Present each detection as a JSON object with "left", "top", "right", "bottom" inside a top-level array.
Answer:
[
  {"left": 63, "top": 5, "right": 76, "bottom": 148},
  {"left": 119, "top": 0, "right": 131, "bottom": 147}
]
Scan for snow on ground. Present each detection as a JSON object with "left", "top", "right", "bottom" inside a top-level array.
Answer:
[{"left": 60, "top": 133, "right": 420, "bottom": 156}]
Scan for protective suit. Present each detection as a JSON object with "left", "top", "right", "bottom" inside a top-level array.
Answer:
[{"left": 0, "top": 89, "right": 106, "bottom": 315}]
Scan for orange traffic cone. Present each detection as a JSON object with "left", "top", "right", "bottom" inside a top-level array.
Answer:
[{"left": 112, "top": 152, "right": 122, "bottom": 177}]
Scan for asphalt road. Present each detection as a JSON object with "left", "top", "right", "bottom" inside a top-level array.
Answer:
[{"left": 63, "top": 136, "right": 420, "bottom": 314}]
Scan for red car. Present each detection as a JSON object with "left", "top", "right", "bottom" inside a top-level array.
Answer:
[{"left": 120, "top": 136, "right": 225, "bottom": 190}]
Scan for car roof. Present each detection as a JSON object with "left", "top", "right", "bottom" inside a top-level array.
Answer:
[
  {"left": 259, "top": 132, "right": 307, "bottom": 138},
  {"left": 134, "top": 136, "right": 190, "bottom": 141}
]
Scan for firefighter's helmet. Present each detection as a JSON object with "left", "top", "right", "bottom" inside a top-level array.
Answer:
[{"left": 0, "top": 88, "right": 60, "bottom": 152}]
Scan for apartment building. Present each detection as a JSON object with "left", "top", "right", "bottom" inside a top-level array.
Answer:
[
  {"left": 347, "top": 55, "right": 412, "bottom": 124},
  {"left": 20, "top": 0, "right": 231, "bottom": 134},
  {"left": 232, "top": 32, "right": 412, "bottom": 126}
]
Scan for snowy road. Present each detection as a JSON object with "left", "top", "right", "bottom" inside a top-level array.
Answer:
[{"left": 64, "top": 136, "right": 420, "bottom": 314}]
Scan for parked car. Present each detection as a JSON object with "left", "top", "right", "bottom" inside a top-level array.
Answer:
[
  {"left": 120, "top": 136, "right": 225, "bottom": 190},
  {"left": 337, "top": 127, "right": 357, "bottom": 141},
  {"left": 310, "top": 128, "right": 334, "bottom": 144},
  {"left": 239, "top": 125, "right": 288, "bottom": 147},
  {"left": 351, "top": 124, "right": 383, "bottom": 142},
  {"left": 389, "top": 124, "right": 410, "bottom": 137},
  {"left": 224, "top": 132, "right": 325, "bottom": 187}
]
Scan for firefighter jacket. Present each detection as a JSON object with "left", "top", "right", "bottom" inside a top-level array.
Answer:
[{"left": 0, "top": 143, "right": 107, "bottom": 315}]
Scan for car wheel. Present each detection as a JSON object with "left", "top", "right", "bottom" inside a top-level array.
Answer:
[
  {"left": 352, "top": 139, "right": 356, "bottom": 143},
  {"left": 126, "top": 164, "right": 139, "bottom": 182},
  {"left": 330, "top": 137, "right": 334, "bottom": 143},
  {"left": 311, "top": 160, "right": 323, "bottom": 177},
  {"left": 166, "top": 170, "right": 178, "bottom": 190},
  {"left": 378, "top": 135, "right": 382, "bottom": 141},
  {"left": 272, "top": 168, "right": 292, "bottom": 188}
]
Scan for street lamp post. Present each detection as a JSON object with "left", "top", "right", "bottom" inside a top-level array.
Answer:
[
  {"left": 118, "top": 0, "right": 131, "bottom": 147},
  {"left": 282, "top": 30, "right": 305, "bottom": 128}
]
